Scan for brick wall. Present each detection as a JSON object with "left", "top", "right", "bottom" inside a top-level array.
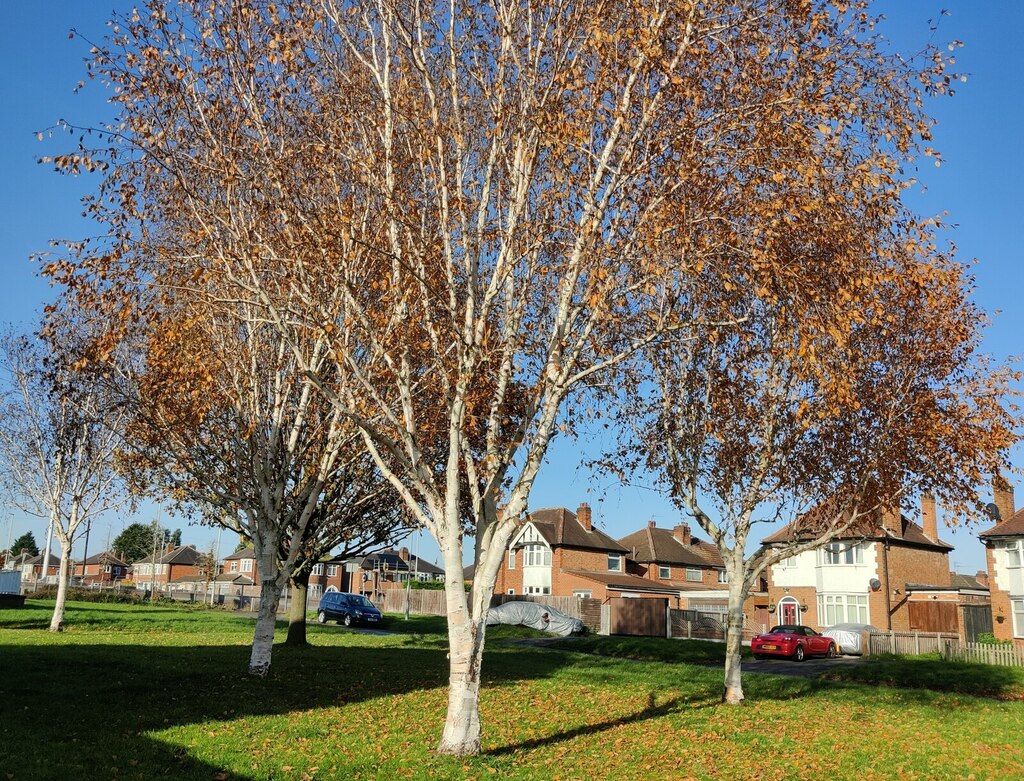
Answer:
[
  {"left": 880, "top": 544, "right": 951, "bottom": 631},
  {"left": 985, "top": 544, "right": 1018, "bottom": 644}
]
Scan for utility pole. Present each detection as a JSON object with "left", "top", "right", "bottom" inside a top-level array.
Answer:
[
  {"left": 3, "top": 515, "right": 13, "bottom": 568},
  {"left": 150, "top": 516, "right": 161, "bottom": 602},
  {"left": 79, "top": 518, "right": 93, "bottom": 585}
]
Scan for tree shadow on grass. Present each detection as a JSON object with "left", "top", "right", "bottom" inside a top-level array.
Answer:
[
  {"left": 815, "top": 655, "right": 1024, "bottom": 702},
  {"left": 0, "top": 637, "right": 573, "bottom": 781},
  {"left": 486, "top": 691, "right": 714, "bottom": 758}
]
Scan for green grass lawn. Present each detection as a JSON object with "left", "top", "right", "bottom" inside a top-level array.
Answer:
[{"left": 2, "top": 601, "right": 1022, "bottom": 781}]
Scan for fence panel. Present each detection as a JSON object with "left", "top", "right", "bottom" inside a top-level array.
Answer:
[
  {"left": 610, "top": 597, "right": 668, "bottom": 637},
  {"left": 868, "top": 631, "right": 959, "bottom": 656},
  {"left": 961, "top": 605, "right": 994, "bottom": 643},
  {"left": 908, "top": 601, "right": 958, "bottom": 633},
  {"left": 941, "top": 639, "right": 1024, "bottom": 668}
]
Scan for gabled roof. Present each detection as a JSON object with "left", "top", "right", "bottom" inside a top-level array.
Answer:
[
  {"left": 26, "top": 553, "right": 64, "bottom": 568},
  {"left": 83, "top": 551, "right": 128, "bottom": 567},
  {"left": 224, "top": 546, "right": 255, "bottom": 561},
  {"left": 355, "top": 549, "right": 445, "bottom": 576},
  {"left": 979, "top": 507, "right": 1024, "bottom": 538},
  {"left": 562, "top": 569, "right": 681, "bottom": 594},
  {"left": 618, "top": 525, "right": 723, "bottom": 568},
  {"left": 522, "top": 507, "right": 627, "bottom": 553},
  {"left": 950, "top": 573, "right": 989, "bottom": 591},
  {"left": 762, "top": 504, "right": 953, "bottom": 552},
  {"left": 7, "top": 552, "right": 34, "bottom": 567},
  {"left": 134, "top": 545, "right": 202, "bottom": 566}
]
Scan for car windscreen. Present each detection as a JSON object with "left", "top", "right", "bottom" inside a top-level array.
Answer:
[{"left": 349, "top": 595, "right": 374, "bottom": 608}]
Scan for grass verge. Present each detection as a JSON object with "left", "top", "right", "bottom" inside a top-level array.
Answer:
[{"left": 1, "top": 601, "right": 1021, "bottom": 780}]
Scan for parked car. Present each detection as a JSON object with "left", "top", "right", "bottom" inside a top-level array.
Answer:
[
  {"left": 821, "top": 623, "right": 878, "bottom": 656},
  {"left": 316, "top": 591, "right": 383, "bottom": 627},
  {"left": 750, "top": 624, "right": 838, "bottom": 661}
]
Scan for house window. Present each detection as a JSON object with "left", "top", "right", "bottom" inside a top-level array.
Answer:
[
  {"left": 718, "top": 570, "right": 728, "bottom": 584},
  {"left": 821, "top": 543, "right": 864, "bottom": 566},
  {"left": 240, "top": 559, "right": 253, "bottom": 573},
  {"left": 1013, "top": 598, "right": 1024, "bottom": 638},
  {"left": 508, "top": 549, "right": 516, "bottom": 569},
  {"left": 327, "top": 565, "right": 338, "bottom": 578},
  {"left": 686, "top": 568, "right": 702, "bottom": 582},
  {"left": 816, "top": 594, "right": 869, "bottom": 626},
  {"left": 1003, "top": 540, "right": 1023, "bottom": 568},
  {"left": 524, "top": 544, "right": 550, "bottom": 567},
  {"left": 312, "top": 564, "right": 324, "bottom": 576},
  {"left": 607, "top": 554, "right": 621, "bottom": 572},
  {"left": 573, "top": 590, "right": 592, "bottom": 599},
  {"left": 658, "top": 566, "right": 671, "bottom": 580},
  {"left": 103, "top": 565, "right": 111, "bottom": 573},
  {"left": 542, "top": 587, "right": 550, "bottom": 595}
]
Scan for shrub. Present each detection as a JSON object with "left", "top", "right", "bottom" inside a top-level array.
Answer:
[
  {"left": 976, "top": 632, "right": 1012, "bottom": 647},
  {"left": 25, "top": 586, "right": 150, "bottom": 605}
]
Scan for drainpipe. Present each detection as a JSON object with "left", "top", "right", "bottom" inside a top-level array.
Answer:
[{"left": 882, "top": 540, "right": 892, "bottom": 631}]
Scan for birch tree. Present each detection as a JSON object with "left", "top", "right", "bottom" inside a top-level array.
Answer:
[
  {"left": 46, "top": 0, "right": 983, "bottom": 754},
  {"left": 0, "top": 328, "right": 125, "bottom": 631},
  {"left": 641, "top": 261, "right": 1019, "bottom": 704}
]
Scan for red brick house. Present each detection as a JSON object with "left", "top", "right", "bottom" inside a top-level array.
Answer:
[
  {"left": 979, "top": 479, "right": 1024, "bottom": 646},
  {"left": 76, "top": 551, "right": 128, "bottom": 585},
  {"left": 618, "top": 521, "right": 729, "bottom": 609},
  {"left": 758, "top": 496, "right": 957, "bottom": 633},
  {"left": 23, "top": 553, "right": 64, "bottom": 585},
  {"left": 130, "top": 545, "right": 202, "bottom": 591},
  {"left": 494, "top": 504, "right": 678, "bottom": 602},
  {"left": 342, "top": 547, "right": 446, "bottom": 598}
]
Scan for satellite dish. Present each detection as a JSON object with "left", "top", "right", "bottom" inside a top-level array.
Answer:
[
  {"left": 985, "top": 502, "right": 1002, "bottom": 521},
  {"left": 869, "top": 578, "right": 881, "bottom": 592}
]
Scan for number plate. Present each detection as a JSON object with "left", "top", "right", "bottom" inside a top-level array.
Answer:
[{"left": 762, "top": 644, "right": 777, "bottom": 650}]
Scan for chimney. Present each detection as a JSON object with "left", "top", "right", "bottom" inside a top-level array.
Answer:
[
  {"left": 577, "top": 502, "right": 592, "bottom": 531},
  {"left": 399, "top": 546, "right": 410, "bottom": 561},
  {"left": 975, "top": 570, "right": 989, "bottom": 589},
  {"left": 994, "top": 475, "right": 1015, "bottom": 523},
  {"left": 647, "top": 520, "right": 656, "bottom": 529},
  {"left": 921, "top": 492, "right": 938, "bottom": 542},
  {"left": 672, "top": 523, "right": 691, "bottom": 546},
  {"left": 880, "top": 503, "right": 902, "bottom": 536}
]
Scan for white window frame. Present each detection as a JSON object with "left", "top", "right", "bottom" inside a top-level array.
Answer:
[
  {"left": 1003, "top": 540, "right": 1023, "bottom": 568},
  {"left": 717, "top": 570, "right": 728, "bottom": 584},
  {"left": 311, "top": 563, "right": 324, "bottom": 576},
  {"left": 658, "top": 566, "right": 671, "bottom": 580},
  {"left": 686, "top": 568, "right": 702, "bottom": 582},
  {"left": 1010, "top": 598, "right": 1024, "bottom": 638},
  {"left": 229, "top": 561, "right": 238, "bottom": 573},
  {"left": 573, "top": 590, "right": 592, "bottom": 599},
  {"left": 326, "top": 565, "right": 339, "bottom": 578},
  {"left": 607, "top": 554, "right": 621, "bottom": 572},
  {"left": 820, "top": 542, "right": 864, "bottom": 566},
  {"left": 507, "top": 549, "right": 516, "bottom": 569},
  {"left": 816, "top": 593, "right": 869, "bottom": 626},
  {"left": 240, "top": 558, "right": 253, "bottom": 573}
]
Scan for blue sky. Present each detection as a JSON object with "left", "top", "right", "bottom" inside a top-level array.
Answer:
[{"left": 0, "top": 1, "right": 1020, "bottom": 574}]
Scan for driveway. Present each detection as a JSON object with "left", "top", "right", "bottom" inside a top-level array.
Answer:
[{"left": 740, "top": 653, "right": 866, "bottom": 678}]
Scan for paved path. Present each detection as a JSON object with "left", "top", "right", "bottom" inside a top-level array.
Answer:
[{"left": 509, "top": 637, "right": 868, "bottom": 680}]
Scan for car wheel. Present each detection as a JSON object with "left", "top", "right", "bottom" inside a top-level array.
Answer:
[
  {"left": 827, "top": 643, "right": 839, "bottom": 659},
  {"left": 316, "top": 611, "right": 326, "bottom": 624},
  {"left": 343, "top": 614, "right": 353, "bottom": 627},
  {"left": 793, "top": 645, "right": 805, "bottom": 662}
]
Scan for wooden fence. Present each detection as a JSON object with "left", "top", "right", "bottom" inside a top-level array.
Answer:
[
  {"left": 941, "top": 640, "right": 1024, "bottom": 668},
  {"left": 868, "top": 631, "right": 959, "bottom": 656}
]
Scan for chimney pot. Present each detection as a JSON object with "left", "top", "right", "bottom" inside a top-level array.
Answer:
[
  {"left": 399, "top": 547, "right": 410, "bottom": 561},
  {"left": 921, "top": 492, "right": 938, "bottom": 542},
  {"left": 577, "top": 503, "right": 592, "bottom": 531},
  {"left": 647, "top": 520, "right": 656, "bottom": 529},
  {"left": 975, "top": 570, "right": 989, "bottom": 589}
]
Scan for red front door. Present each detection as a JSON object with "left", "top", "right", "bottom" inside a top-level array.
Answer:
[{"left": 781, "top": 600, "right": 798, "bottom": 625}]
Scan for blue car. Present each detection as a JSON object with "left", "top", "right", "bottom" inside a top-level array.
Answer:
[{"left": 316, "top": 591, "right": 383, "bottom": 627}]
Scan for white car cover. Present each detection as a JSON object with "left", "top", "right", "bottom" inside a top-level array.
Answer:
[
  {"left": 485, "top": 601, "right": 584, "bottom": 636},
  {"left": 822, "top": 623, "right": 878, "bottom": 655}
]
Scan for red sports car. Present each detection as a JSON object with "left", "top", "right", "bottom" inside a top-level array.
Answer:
[{"left": 750, "top": 624, "right": 838, "bottom": 661}]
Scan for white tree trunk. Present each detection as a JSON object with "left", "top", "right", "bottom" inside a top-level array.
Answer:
[
  {"left": 437, "top": 609, "right": 486, "bottom": 755},
  {"left": 248, "top": 576, "right": 284, "bottom": 677},
  {"left": 722, "top": 574, "right": 749, "bottom": 705},
  {"left": 49, "top": 546, "right": 71, "bottom": 632}
]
